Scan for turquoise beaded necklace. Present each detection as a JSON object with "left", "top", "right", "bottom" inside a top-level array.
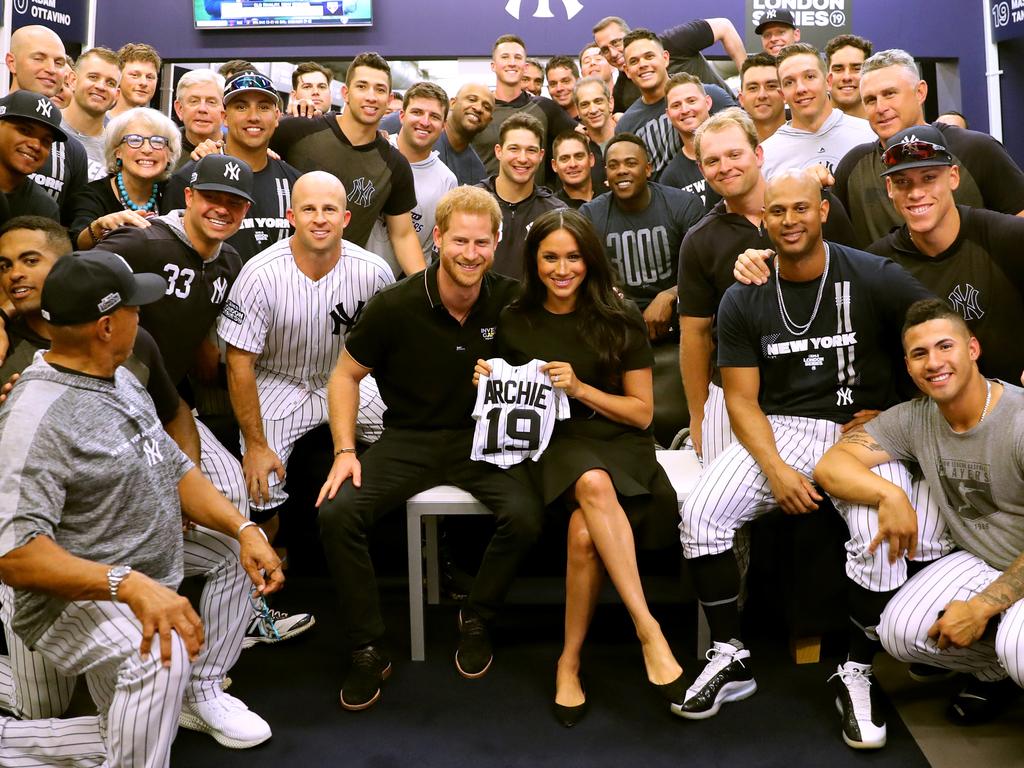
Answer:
[{"left": 115, "top": 171, "right": 159, "bottom": 212}]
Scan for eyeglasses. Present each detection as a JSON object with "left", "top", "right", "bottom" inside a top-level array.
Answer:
[
  {"left": 881, "top": 139, "right": 949, "bottom": 168},
  {"left": 119, "top": 133, "right": 168, "bottom": 150},
  {"left": 598, "top": 37, "right": 624, "bottom": 57}
]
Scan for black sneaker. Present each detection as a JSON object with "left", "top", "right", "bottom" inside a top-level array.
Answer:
[
  {"left": 908, "top": 662, "right": 957, "bottom": 683},
  {"left": 672, "top": 641, "right": 756, "bottom": 719},
  {"left": 340, "top": 645, "right": 391, "bottom": 711},
  {"left": 947, "top": 677, "right": 1020, "bottom": 725},
  {"left": 455, "top": 609, "right": 493, "bottom": 679},
  {"left": 831, "top": 661, "right": 886, "bottom": 749}
]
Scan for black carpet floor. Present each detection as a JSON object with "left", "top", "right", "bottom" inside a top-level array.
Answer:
[{"left": 171, "top": 576, "right": 930, "bottom": 768}]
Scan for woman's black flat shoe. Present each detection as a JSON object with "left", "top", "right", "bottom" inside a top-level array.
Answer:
[
  {"left": 654, "top": 671, "right": 687, "bottom": 707},
  {"left": 553, "top": 697, "right": 589, "bottom": 728}
]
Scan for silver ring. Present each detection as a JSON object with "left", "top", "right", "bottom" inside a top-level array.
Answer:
[{"left": 553, "top": 374, "right": 559, "bottom": 382}]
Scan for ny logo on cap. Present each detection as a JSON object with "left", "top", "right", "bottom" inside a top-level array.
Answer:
[
  {"left": 901, "top": 134, "right": 920, "bottom": 144},
  {"left": 223, "top": 161, "right": 241, "bottom": 181},
  {"left": 36, "top": 98, "right": 52, "bottom": 118},
  {"left": 764, "top": 9, "right": 777, "bottom": 19}
]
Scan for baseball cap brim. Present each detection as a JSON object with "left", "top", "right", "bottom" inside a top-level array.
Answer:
[
  {"left": 191, "top": 182, "right": 255, "bottom": 205},
  {"left": 224, "top": 87, "right": 282, "bottom": 107},
  {"left": 127, "top": 272, "right": 170, "bottom": 307},
  {"left": 0, "top": 113, "right": 68, "bottom": 144},
  {"left": 755, "top": 19, "right": 795, "bottom": 34},
  {"left": 880, "top": 157, "right": 953, "bottom": 177}
]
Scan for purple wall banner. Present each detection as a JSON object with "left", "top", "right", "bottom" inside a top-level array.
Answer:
[
  {"left": 744, "top": 0, "right": 853, "bottom": 49},
  {"left": 12, "top": 0, "right": 88, "bottom": 42}
]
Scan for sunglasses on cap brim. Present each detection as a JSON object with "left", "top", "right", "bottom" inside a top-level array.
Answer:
[{"left": 881, "top": 140, "right": 949, "bottom": 169}]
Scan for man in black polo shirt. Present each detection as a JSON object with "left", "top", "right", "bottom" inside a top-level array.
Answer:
[
  {"left": 835, "top": 49, "right": 1024, "bottom": 247},
  {"left": 317, "top": 186, "right": 544, "bottom": 712},
  {"left": 271, "top": 52, "right": 423, "bottom": 277},
  {"left": 679, "top": 108, "right": 856, "bottom": 461},
  {"left": 867, "top": 126, "right": 1024, "bottom": 384},
  {"left": 0, "top": 90, "right": 64, "bottom": 221},
  {"left": 593, "top": 15, "right": 745, "bottom": 114}
]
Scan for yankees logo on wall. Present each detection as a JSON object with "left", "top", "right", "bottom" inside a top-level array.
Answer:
[
  {"left": 504, "top": 0, "right": 584, "bottom": 20},
  {"left": 745, "top": 0, "right": 853, "bottom": 48}
]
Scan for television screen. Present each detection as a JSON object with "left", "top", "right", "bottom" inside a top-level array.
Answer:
[{"left": 195, "top": 0, "right": 373, "bottom": 29}]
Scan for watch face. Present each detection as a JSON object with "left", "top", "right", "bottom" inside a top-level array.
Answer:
[{"left": 111, "top": 565, "right": 132, "bottom": 579}]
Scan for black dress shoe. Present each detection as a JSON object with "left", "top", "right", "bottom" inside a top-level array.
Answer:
[
  {"left": 654, "top": 671, "right": 688, "bottom": 707},
  {"left": 553, "top": 698, "right": 588, "bottom": 728}
]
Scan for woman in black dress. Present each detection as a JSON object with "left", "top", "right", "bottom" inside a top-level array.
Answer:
[
  {"left": 479, "top": 209, "right": 685, "bottom": 725},
  {"left": 71, "top": 107, "right": 181, "bottom": 247}
]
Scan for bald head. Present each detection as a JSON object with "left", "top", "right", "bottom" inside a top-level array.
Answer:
[
  {"left": 7, "top": 26, "right": 67, "bottom": 97},
  {"left": 763, "top": 169, "right": 829, "bottom": 261},
  {"left": 765, "top": 169, "right": 823, "bottom": 206},
  {"left": 287, "top": 171, "right": 350, "bottom": 256},
  {"left": 450, "top": 82, "right": 495, "bottom": 139},
  {"left": 292, "top": 170, "right": 347, "bottom": 209}
]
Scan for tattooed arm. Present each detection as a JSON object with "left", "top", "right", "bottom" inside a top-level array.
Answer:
[
  {"left": 814, "top": 428, "right": 920, "bottom": 562},
  {"left": 929, "top": 553, "right": 1024, "bottom": 649}
]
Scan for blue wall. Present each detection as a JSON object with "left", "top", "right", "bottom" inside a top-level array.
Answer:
[{"left": 95, "top": 0, "right": 990, "bottom": 131}]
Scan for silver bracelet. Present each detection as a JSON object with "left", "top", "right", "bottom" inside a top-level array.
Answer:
[{"left": 237, "top": 520, "right": 269, "bottom": 541}]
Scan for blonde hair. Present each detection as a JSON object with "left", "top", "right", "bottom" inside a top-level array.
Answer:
[
  {"left": 435, "top": 187, "right": 501, "bottom": 236},
  {"left": 695, "top": 107, "right": 759, "bottom": 166}
]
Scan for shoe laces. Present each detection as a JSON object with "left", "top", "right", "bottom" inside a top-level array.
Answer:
[
  {"left": 692, "top": 644, "right": 741, "bottom": 689},
  {"left": 352, "top": 646, "right": 385, "bottom": 673},
  {"left": 248, "top": 593, "right": 282, "bottom": 640},
  {"left": 831, "top": 664, "right": 873, "bottom": 715},
  {"left": 460, "top": 612, "right": 488, "bottom": 640},
  {"left": 196, "top": 693, "right": 249, "bottom": 718}
]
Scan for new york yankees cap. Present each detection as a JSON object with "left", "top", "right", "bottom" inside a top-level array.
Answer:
[
  {"left": 755, "top": 9, "right": 797, "bottom": 35},
  {"left": 0, "top": 90, "right": 68, "bottom": 143},
  {"left": 41, "top": 250, "right": 166, "bottom": 326},
  {"left": 188, "top": 153, "right": 255, "bottom": 203},
  {"left": 224, "top": 70, "right": 283, "bottom": 107},
  {"left": 880, "top": 125, "right": 954, "bottom": 176}
]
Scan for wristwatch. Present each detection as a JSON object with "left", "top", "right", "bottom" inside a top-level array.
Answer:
[{"left": 107, "top": 565, "right": 133, "bottom": 602}]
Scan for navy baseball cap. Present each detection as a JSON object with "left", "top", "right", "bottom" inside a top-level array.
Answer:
[
  {"left": 880, "top": 125, "right": 954, "bottom": 177},
  {"left": 0, "top": 90, "right": 68, "bottom": 143},
  {"left": 224, "top": 70, "right": 282, "bottom": 107},
  {"left": 40, "top": 250, "right": 166, "bottom": 326},
  {"left": 188, "top": 154, "right": 255, "bottom": 204},
  {"left": 755, "top": 9, "right": 797, "bottom": 35}
]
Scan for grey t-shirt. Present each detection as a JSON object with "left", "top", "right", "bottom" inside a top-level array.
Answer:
[
  {"left": 866, "top": 383, "right": 1024, "bottom": 570},
  {"left": 0, "top": 356, "right": 192, "bottom": 648},
  {"left": 60, "top": 119, "right": 107, "bottom": 182}
]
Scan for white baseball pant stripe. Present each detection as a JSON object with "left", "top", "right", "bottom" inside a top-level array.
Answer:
[
  {"left": 680, "top": 415, "right": 953, "bottom": 591},
  {"left": 880, "top": 550, "right": 1024, "bottom": 686},
  {"left": 195, "top": 417, "right": 249, "bottom": 520},
  {"left": 244, "top": 379, "right": 384, "bottom": 513},
  {"left": 700, "top": 382, "right": 735, "bottom": 467},
  {"left": 1, "top": 527, "right": 246, "bottom": 711},
  {"left": 0, "top": 715, "right": 107, "bottom": 768},
  {"left": 19, "top": 600, "right": 190, "bottom": 768}
]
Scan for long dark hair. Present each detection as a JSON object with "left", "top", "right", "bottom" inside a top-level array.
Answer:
[{"left": 511, "top": 209, "right": 641, "bottom": 387}]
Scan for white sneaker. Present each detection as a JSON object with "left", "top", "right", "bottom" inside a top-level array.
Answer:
[
  {"left": 178, "top": 693, "right": 272, "bottom": 749},
  {"left": 830, "top": 661, "right": 886, "bottom": 749},
  {"left": 672, "top": 640, "right": 757, "bottom": 719}
]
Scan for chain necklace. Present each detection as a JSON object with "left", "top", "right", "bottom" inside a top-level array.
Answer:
[
  {"left": 978, "top": 378, "right": 993, "bottom": 424},
  {"left": 774, "top": 243, "right": 831, "bottom": 337}
]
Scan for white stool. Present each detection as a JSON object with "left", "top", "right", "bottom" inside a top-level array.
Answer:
[{"left": 405, "top": 449, "right": 705, "bottom": 661}]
